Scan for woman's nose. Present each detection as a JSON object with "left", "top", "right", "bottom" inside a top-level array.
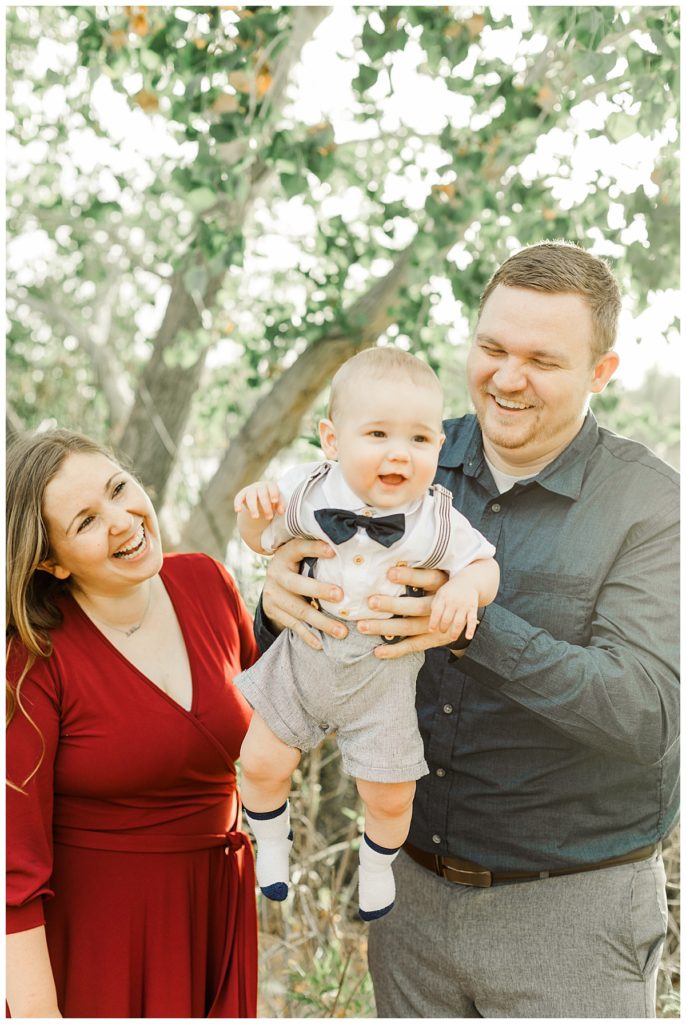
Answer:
[{"left": 108, "top": 506, "right": 135, "bottom": 533}]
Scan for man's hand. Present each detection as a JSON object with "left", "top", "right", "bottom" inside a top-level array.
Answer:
[
  {"left": 356, "top": 565, "right": 468, "bottom": 660},
  {"left": 262, "top": 537, "right": 347, "bottom": 650}
]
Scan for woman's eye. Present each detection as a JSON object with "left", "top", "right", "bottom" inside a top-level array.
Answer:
[
  {"left": 113, "top": 480, "right": 126, "bottom": 496},
  {"left": 77, "top": 515, "right": 95, "bottom": 533}
]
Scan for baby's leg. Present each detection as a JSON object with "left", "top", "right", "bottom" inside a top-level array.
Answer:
[
  {"left": 355, "top": 778, "right": 416, "bottom": 921},
  {"left": 240, "top": 711, "right": 301, "bottom": 901}
]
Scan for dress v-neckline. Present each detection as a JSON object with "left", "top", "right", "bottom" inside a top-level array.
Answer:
[{"left": 68, "top": 567, "right": 196, "bottom": 714}]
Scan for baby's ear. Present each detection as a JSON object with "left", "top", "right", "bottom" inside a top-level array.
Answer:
[{"left": 318, "top": 419, "right": 338, "bottom": 460}]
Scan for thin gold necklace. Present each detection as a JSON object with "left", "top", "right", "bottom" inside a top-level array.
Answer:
[{"left": 83, "top": 583, "right": 154, "bottom": 638}]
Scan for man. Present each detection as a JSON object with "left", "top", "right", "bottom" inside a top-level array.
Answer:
[{"left": 253, "top": 242, "right": 679, "bottom": 1017}]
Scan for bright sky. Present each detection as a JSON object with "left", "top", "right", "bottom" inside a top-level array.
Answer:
[{"left": 7, "top": 5, "right": 679, "bottom": 391}]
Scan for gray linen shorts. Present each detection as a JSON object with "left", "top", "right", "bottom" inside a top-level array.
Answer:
[{"left": 235, "top": 625, "right": 429, "bottom": 783}]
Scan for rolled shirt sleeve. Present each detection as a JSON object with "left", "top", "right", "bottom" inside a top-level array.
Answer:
[{"left": 461, "top": 493, "right": 679, "bottom": 767}]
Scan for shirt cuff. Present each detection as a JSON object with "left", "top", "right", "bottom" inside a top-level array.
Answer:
[
  {"left": 253, "top": 597, "right": 280, "bottom": 654},
  {"left": 6, "top": 897, "right": 45, "bottom": 934}
]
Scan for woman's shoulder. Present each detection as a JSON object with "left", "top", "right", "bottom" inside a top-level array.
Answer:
[{"left": 161, "top": 551, "right": 240, "bottom": 594}]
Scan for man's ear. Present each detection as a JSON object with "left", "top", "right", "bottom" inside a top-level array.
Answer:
[
  {"left": 37, "top": 559, "right": 71, "bottom": 581},
  {"left": 319, "top": 419, "right": 338, "bottom": 460},
  {"left": 589, "top": 351, "right": 620, "bottom": 394}
]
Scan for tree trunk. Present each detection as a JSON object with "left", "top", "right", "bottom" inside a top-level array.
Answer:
[
  {"left": 117, "top": 6, "right": 331, "bottom": 506},
  {"left": 180, "top": 244, "right": 416, "bottom": 556}
]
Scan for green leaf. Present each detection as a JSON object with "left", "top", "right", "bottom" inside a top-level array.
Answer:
[
  {"left": 183, "top": 265, "right": 208, "bottom": 296},
  {"left": 605, "top": 112, "right": 638, "bottom": 143},
  {"left": 354, "top": 64, "right": 379, "bottom": 93},
  {"left": 187, "top": 187, "right": 217, "bottom": 213}
]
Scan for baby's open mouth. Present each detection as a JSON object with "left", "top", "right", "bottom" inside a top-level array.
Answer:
[{"left": 379, "top": 474, "right": 406, "bottom": 485}]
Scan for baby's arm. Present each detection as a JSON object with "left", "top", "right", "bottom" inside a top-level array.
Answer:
[
  {"left": 234, "top": 481, "right": 285, "bottom": 554},
  {"left": 429, "top": 557, "right": 500, "bottom": 639}
]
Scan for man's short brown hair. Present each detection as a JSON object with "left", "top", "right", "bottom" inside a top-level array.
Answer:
[{"left": 479, "top": 241, "right": 621, "bottom": 361}]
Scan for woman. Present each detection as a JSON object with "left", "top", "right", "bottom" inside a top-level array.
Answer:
[{"left": 6, "top": 429, "right": 259, "bottom": 1018}]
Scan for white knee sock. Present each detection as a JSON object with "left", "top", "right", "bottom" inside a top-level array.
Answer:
[
  {"left": 358, "top": 833, "right": 400, "bottom": 921},
  {"left": 244, "top": 801, "right": 293, "bottom": 901}
]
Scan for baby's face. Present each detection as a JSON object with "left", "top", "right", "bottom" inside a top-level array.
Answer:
[{"left": 319, "top": 376, "right": 445, "bottom": 509}]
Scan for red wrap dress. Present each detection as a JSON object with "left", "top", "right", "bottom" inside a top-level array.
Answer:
[{"left": 7, "top": 552, "right": 259, "bottom": 1018}]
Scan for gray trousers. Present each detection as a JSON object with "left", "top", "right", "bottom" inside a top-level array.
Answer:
[{"left": 368, "top": 848, "right": 668, "bottom": 1018}]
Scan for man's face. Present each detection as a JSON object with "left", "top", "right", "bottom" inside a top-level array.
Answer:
[{"left": 467, "top": 285, "right": 618, "bottom": 470}]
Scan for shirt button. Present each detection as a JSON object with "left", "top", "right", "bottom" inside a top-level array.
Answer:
[
  {"left": 432, "top": 834, "right": 442, "bottom": 845},
  {"left": 436, "top": 768, "right": 446, "bottom": 778},
  {"left": 339, "top": 609, "right": 349, "bottom": 616},
  {"left": 443, "top": 704, "right": 453, "bottom": 714},
  {"left": 395, "top": 560, "right": 408, "bottom": 567},
  {"left": 353, "top": 555, "right": 364, "bottom": 565},
  {"left": 362, "top": 509, "right": 373, "bottom": 517},
  {"left": 491, "top": 502, "right": 501, "bottom": 513}
]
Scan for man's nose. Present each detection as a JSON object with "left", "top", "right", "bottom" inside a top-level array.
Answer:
[{"left": 492, "top": 359, "right": 527, "bottom": 392}]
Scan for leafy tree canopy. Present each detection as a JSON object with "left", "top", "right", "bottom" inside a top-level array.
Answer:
[{"left": 6, "top": 5, "right": 679, "bottom": 556}]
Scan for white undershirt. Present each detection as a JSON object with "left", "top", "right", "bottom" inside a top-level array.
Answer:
[{"left": 484, "top": 455, "right": 537, "bottom": 495}]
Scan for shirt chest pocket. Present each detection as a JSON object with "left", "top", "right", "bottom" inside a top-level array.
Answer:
[{"left": 498, "top": 568, "right": 595, "bottom": 644}]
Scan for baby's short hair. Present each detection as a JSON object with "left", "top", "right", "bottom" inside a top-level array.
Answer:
[{"left": 327, "top": 347, "right": 443, "bottom": 422}]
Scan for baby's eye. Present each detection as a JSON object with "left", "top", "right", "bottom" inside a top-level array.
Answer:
[
  {"left": 413, "top": 435, "right": 428, "bottom": 443},
  {"left": 77, "top": 515, "right": 95, "bottom": 533},
  {"left": 369, "top": 430, "right": 386, "bottom": 438}
]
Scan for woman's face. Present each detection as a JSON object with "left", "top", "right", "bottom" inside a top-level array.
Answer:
[{"left": 40, "top": 452, "right": 163, "bottom": 597}]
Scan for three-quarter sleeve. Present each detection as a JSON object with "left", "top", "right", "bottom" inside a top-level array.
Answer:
[
  {"left": 208, "top": 557, "right": 260, "bottom": 670},
  {"left": 6, "top": 647, "right": 61, "bottom": 934}
]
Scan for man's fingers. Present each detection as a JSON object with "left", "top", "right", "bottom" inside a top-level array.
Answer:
[
  {"left": 358, "top": 614, "right": 432, "bottom": 638},
  {"left": 387, "top": 566, "right": 449, "bottom": 594},
  {"left": 373, "top": 625, "right": 463, "bottom": 660},
  {"left": 367, "top": 593, "right": 435, "bottom": 618}
]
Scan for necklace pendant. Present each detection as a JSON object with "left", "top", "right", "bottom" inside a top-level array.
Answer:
[{"left": 124, "top": 623, "right": 141, "bottom": 638}]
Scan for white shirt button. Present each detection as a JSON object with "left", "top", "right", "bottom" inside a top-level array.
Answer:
[
  {"left": 436, "top": 768, "right": 446, "bottom": 778},
  {"left": 491, "top": 503, "right": 501, "bottom": 513},
  {"left": 443, "top": 704, "right": 453, "bottom": 714},
  {"left": 432, "top": 834, "right": 442, "bottom": 845}
]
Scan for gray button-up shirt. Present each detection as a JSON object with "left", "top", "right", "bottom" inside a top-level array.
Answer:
[
  {"left": 410, "top": 412, "right": 679, "bottom": 870},
  {"left": 254, "top": 411, "right": 679, "bottom": 872}
]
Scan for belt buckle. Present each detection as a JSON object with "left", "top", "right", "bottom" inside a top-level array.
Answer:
[{"left": 442, "top": 861, "right": 493, "bottom": 887}]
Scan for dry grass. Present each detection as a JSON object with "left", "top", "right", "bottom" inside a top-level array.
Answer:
[{"left": 253, "top": 742, "right": 680, "bottom": 1018}]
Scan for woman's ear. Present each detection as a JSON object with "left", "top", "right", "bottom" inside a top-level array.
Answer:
[
  {"left": 36, "top": 559, "right": 71, "bottom": 581},
  {"left": 318, "top": 419, "right": 339, "bottom": 460}
]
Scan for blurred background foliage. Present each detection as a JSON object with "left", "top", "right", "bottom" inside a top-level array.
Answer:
[{"left": 5, "top": 4, "right": 680, "bottom": 1016}]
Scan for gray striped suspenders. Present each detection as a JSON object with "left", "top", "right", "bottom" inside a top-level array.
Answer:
[
  {"left": 418, "top": 483, "right": 454, "bottom": 569},
  {"left": 285, "top": 461, "right": 333, "bottom": 539}
]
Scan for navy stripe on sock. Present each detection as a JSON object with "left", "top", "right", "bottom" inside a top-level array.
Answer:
[
  {"left": 244, "top": 801, "right": 288, "bottom": 821},
  {"left": 363, "top": 832, "right": 400, "bottom": 856}
]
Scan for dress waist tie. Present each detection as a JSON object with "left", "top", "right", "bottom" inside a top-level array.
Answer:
[{"left": 53, "top": 825, "right": 251, "bottom": 854}]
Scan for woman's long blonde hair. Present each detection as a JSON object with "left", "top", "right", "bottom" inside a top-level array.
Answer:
[{"left": 6, "top": 429, "right": 118, "bottom": 788}]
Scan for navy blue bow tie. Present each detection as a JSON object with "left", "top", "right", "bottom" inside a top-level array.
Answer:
[{"left": 314, "top": 508, "right": 405, "bottom": 548}]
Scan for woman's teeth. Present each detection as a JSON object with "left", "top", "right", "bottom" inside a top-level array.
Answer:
[{"left": 113, "top": 524, "right": 145, "bottom": 559}]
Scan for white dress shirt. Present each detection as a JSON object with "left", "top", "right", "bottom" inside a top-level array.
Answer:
[{"left": 262, "top": 461, "right": 495, "bottom": 621}]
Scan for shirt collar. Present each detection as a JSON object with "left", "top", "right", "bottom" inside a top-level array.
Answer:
[
  {"left": 438, "top": 412, "right": 600, "bottom": 501},
  {"left": 322, "top": 461, "right": 423, "bottom": 515}
]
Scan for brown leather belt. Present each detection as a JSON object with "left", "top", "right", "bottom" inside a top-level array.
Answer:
[{"left": 403, "top": 840, "right": 659, "bottom": 887}]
